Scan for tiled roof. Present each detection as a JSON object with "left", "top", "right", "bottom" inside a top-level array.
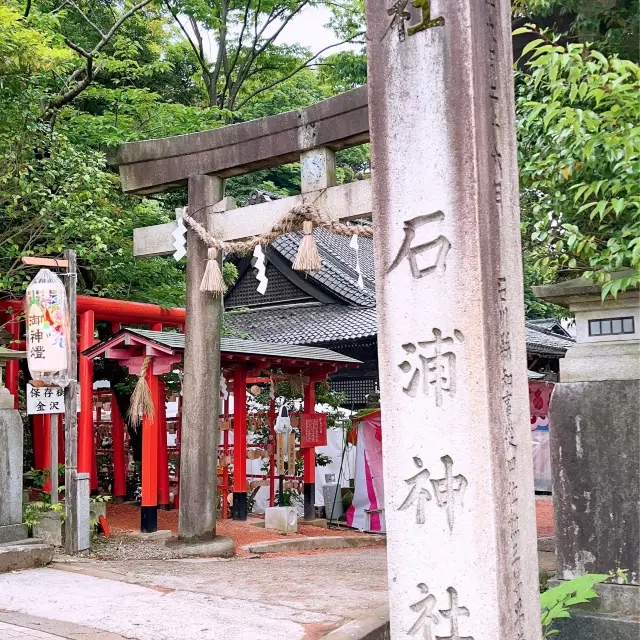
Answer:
[
  {"left": 226, "top": 304, "right": 377, "bottom": 345},
  {"left": 525, "top": 323, "right": 574, "bottom": 357},
  {"left": 272, "top": 228, "right": 376, "bottom": 308},
  {"left": 227, "top": 305, "right": 574, "bottom": 356},
  {"left": 98, "top": 327, "right": 361, "bottom": 364}
]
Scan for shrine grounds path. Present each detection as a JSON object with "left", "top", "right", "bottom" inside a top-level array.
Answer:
[
  {"left": 0, "top": 547, "right": 388, "bottom": 640},
  {"left": 0, "top": 498, "right": 554, "bottom": 639}
]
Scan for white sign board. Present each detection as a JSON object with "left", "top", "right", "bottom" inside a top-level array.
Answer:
[{"left": 27, "top": 384, "right": 80, "bottom": 415}]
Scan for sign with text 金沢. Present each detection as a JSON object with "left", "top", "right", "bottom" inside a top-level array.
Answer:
[
  {"left": 300, "top": 413, "right": 327, "bottom": 448},
  {"left": 26, "top": 384, "right": 80, "bottom": 415}
]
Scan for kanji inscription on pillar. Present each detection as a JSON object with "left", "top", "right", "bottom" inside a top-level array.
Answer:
[
  {"left": 387, "top": 212, "right": 451, "bottom": 279},
  {"left": 398, "top": 455, "right": 467, "bottom": 530},
  {"left": 300, "top": 413, "right": 327, "bottom": 448},
  {"left": 409, "top": 584, "right": 474, "bottom": 640},
  {"left": 398, "top": 329, "right": 464, "bottom": 405}
]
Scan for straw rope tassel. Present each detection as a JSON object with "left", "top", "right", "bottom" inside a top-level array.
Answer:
[
  {"left": 128, "top": 356, "right": 154, "bottom": 428},
  {"left": 292, "top": 220, "right": 321, "bottom": 273},
  {"left": 200, "top": 247, "right": 225, "bottom": 296}
]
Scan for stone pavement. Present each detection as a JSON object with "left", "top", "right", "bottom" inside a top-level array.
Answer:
[
  {"left": 0, "top": 548, "right": 388, "bottom": 640},
  {"left": 0, "top": 621, "right": 62, "bottom": 639}
]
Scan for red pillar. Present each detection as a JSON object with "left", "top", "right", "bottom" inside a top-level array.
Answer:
[
  {"left": 5, "top": 312, "right": 20, "bottom": 409},
  {"left": 42, "top": 414, "right": 52, "bottom": 492},
  {"left": 78, "top": 311, "right": 95, "bottom": 489},
  {"left": 173, "top": 323, "right": 184, "bottom": 512},
  {"left": 111, "top": 392, "right": 126, "bottom": 500},
  {"left": 222, "top": 395, "right": 230, "bottom": 520},
  {"left": 32, "top": 415, "right": 46, "bottom": 471},
  {"left": 232, "top": 365, "right": 247, "bottom": 520},
  {"left": 303, "top": 381, "right": 316, "bottom": 520},
  {"left": 157, "top": 378, "right": 170, "bottom": 509},
  {"left": 141, "top": 360, "right": 159, "bottom": 532}
]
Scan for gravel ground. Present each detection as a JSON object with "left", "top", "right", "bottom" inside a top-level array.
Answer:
[
  {"left": 69, "top": 498, "right": 553, "bottom": 562},
  {"left": 77, "top": 504, "right": 376, "bottom": 561}
]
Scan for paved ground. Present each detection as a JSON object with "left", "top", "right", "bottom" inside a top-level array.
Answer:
[
  {"left": 0, "top": 498, "right": 554, "bottom": 639},
  {"left": 0, "top": 621, "right": 63, "bottom": 639},
  {"left": 0, "top": 548, "right": 388, "bottom": 640}
]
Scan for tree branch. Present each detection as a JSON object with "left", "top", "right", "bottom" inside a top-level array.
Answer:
[
  {"left": 48, "top": 0, "right": 153, "bottom": 113},
  {"left": 234, "top": 31, "right": 364, "bottom": 111},
  {"left": 67, "top": 0, "right": 106, "bottom": 39},
  {"left": 163, "top": 0, "right": 208, "bottom": 71}
]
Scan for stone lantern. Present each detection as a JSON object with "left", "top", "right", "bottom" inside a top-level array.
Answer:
[
  {"left": 534, "top": 275, "right": 639, "bottom": 639},
  {"left": 0, "top": 346, "right": 25, "bottom": 409}
]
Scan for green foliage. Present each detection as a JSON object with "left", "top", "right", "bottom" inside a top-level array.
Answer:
[
  {"left": 22, "top": 500, "right": 64, "bottom": 531},
  {"left": 516, "top": 30, "right": 640, "bottom": 299},
  {"left": 540, "top": 569, "right": 628, "bottom": 637},
  {"left": 275, "top": 487, "right": 303, "bottom": 507},
  {"left": 514, "top": 0, "right": 639, "bottom": 62},
  {"left": 26, "top": 467, "right": 49, "bottom": 490}
]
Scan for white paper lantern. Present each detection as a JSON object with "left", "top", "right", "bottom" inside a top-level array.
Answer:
[{"left": 26, "top": 277, "right": 68, "bottom": 374}]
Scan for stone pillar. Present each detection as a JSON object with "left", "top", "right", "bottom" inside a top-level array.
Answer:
[
  {"left": 0, "top": 407, "right": 27, "bottom": 543},
  {"left": 178, "top": 175, "right": 223, "bottom": 541},
  {"left": 365, "top": 0, "right": 541, "bottom": 638}
]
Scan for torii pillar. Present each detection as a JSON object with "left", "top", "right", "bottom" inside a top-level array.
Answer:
[{"left": 178, "top": 175, "right": 223, "bottom": 540}]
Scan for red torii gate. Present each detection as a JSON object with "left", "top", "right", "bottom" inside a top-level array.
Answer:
[
  {"left": 83, "top": 327, "right": 359, "bottom": 532},
  {"left": 0, "top": 296, "right": 185, "bottom": 501}
]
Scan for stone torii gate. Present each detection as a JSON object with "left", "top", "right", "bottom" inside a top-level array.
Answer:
[{"left": 115, "top": 0, "right": 541, "bottom": 636}]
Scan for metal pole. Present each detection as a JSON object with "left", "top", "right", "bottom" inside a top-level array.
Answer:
[{"left": 63, "top": 249, "right": 79, "bottom": 554}]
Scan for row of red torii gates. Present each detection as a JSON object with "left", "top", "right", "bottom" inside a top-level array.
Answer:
[{"left": 0, "top": 295, "right": 358, "bottom": 532}]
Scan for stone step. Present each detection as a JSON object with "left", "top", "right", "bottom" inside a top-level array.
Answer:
[{"left": 0, "top": 540, "right": 53, "bottom": 573}]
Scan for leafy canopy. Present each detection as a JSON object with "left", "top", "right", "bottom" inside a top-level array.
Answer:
[{"left": 516, "top": 28, "right": 640, "bottom": 299}]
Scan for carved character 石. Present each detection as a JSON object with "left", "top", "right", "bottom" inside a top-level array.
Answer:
[{"left": 388, "top": 212, "right": 451, "bottom": 279}]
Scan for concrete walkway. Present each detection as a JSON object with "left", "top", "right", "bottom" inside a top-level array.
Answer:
[{"left": 0, "top": 548, "right": 388, "bottom": 640}]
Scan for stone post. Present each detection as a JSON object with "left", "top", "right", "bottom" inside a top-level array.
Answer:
[
  {"left": 365, "top": 0, "right": 541, "bottom": 637},
  {"left": 178, "top": 175, "right": 223, "bottom": 541},
  {"left": 535, "top": 279, "right": 639, "bottom": 638},
  {"left": 0, "top": 405, "right": 26, "bottom": 544}
]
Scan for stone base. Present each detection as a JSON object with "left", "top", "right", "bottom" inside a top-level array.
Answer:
[
  {"left": 0, "top": 539, "right": 53, "bottom": 573},
  {"left": 32, "top": 511, "right": 63, "bottom": 547},
  {"left": 548, "top": 581, "right": 640, "bottom": 639},
  {"left": 553, "top": 610, "right": 639, "bottom": 639},
  {"left": 304, "top": 518, "right": 328, "bottom": 529},
  {"left": 127, "top": 529, "right": 172, "bottom": 541},
  {"left": 165, "top": 535, "right": 234, "bottom": 558},
  {"left": 0, "top": 523, "right": 27, "bottom": 545},
  {"left": 264, "top": 506, "right": 298, "bottom": 534}
]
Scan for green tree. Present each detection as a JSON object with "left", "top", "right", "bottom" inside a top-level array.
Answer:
[
  {"left": 163, "top": 0, "right": 364, "bottom": 113},
  {"left": 516, "top": 28, "right": 640, "bottom": 298}
]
